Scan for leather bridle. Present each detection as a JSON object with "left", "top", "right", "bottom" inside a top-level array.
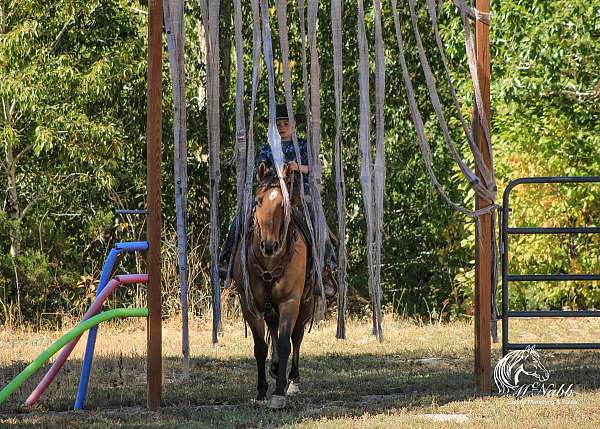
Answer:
[{"left": 248, "top": 174, "right": 298, "bottom": 315}]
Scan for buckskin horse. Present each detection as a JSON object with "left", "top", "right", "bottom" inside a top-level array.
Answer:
[{"left": 232, "top": 162, "right": 315, "bottom": 409}]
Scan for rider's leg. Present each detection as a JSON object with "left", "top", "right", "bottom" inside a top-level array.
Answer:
[
  {"left": 301, "top": 194, "right": 337, "bottom": 302},
  {"left": 219, "top": 213, "right": 240, "bottom": 278}
]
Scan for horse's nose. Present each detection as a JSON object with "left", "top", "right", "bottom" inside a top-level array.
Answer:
[
  {"left": 260, "top": 240, "right": 266, "bottom": 252},
  {"left": 262, "top": 240, "right": 278, "bottom": 256}
]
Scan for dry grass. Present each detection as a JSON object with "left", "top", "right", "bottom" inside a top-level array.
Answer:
[{"left": 2, "top": 314, "right": 600, "bottom": 428}]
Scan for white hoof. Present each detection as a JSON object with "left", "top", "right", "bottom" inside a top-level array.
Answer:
[
  {"left": 267, "top": 394, "right": 286, "bottom": 409},
  {"left": 287, "top": 379, "right": 300, "bottom": 396}
]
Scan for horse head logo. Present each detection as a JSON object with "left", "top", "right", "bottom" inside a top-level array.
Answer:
[{"left": 494, "top": 345, "right": 550, "bottom": 394}]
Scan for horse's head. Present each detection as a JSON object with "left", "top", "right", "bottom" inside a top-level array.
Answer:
[
  {"left": 254, "top": 162, "right": 293, "bottom": 257},
  {"left": 521, "top": 346, "right": 550, "bottom": 382},
  {"left": 495, "top": 345, "right": 551, "bottom": 394}
]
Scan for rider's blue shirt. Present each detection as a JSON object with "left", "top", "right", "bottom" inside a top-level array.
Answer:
[{"left": 256, "top": 138, "right": 310, "bottom": 188}]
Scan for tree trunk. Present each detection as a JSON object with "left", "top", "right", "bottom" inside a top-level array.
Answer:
[{"left": 3, "top": 108, "right": 21, "bottom": 258}]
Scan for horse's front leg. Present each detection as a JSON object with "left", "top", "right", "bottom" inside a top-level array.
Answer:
[
  {"left": 287, "top": 319, "right": 305, "bottom": 395},
  {"left": 246, "top": 316, "right": 268, "bottom": 401},
  {"left": 267, "top": 299, "right": 299, "bottom": 409},
  {"left": 269, "top": 328, "right": 279, "bottom": 380}
]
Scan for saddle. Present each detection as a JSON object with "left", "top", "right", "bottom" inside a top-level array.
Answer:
[{"left": 290, "top": 205, "right": 338, "bottom": 306}]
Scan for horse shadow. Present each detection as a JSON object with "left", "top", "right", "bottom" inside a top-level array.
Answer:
[{"left": 2, "top": 348, "right": 600, "bottom": 427}]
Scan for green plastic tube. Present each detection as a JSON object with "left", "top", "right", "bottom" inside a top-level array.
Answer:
[{"left": 0, "top": 307, "right": 148, "bottom": 406}]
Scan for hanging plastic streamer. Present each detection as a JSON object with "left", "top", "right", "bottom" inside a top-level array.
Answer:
[
  {"left": 355, "top": 0, "right": 383, "bottom": 342},
  {"left": 259, "top": 0, "right": 292, "bottom": 241},
  {"left": 424, "top": 0, "right": 499, "bottom": 340},
  {"left": 330, "top": 0, "right": 348, "bottom": 339},
  {"left": 163, "top": 0, "right": 190, "bottom": 376},
  {"left": 306, "top": 0, "right": 328, "bottom": 313},
  {"left": 372, "top": 0, "right": 385, "bottom": 342},
  {"left": 390, "top": 0, "right": 496, "bottom": 218},
  {"left": 407, "top": 0, "right": 493, "bottom": 199},
  {"left": 425, "top": 0, "right": 493, "bottom": 188},
  {"left": 199, "top": 0, "right": 221, "bottom": 344},
  {"left": 240, "top": 0, "right": 262, "bottom": 317},
  {"left": 224, "top": 0, "right": 247, "bottom": 292},
  {"left": 298, "top": 0, "right": 326, "bottom": 319},
  {"left": 276, "top": 0, "right": 321, "bottom": 309},
  {"left": 296, "top": 0, "right": 311, "bottom": 159},
  {"left": 390, "top": 0, "right": 499, "bottom": 338}
]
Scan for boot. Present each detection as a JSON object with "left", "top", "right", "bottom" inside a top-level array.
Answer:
[
  {"left": 219, "top": 216, "right": 240, "bottom": 280},
  {"left": 322, "top": 264, "right": 338, "bottom": 308},
  {"left": 218, "top": 251, "right": 230, "bottom": 280}
]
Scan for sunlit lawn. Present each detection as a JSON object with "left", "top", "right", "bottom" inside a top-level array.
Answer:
[{"left": 2, "top": 314, "right": 600, "bottom": 428}]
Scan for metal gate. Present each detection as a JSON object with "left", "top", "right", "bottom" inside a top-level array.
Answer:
[{"left": 501, "top": 176, "right": 600, "bottom": 355}]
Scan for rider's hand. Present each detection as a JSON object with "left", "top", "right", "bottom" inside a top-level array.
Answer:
[{"left": 287, "top": 161, "right": 299, "bottom": 172}]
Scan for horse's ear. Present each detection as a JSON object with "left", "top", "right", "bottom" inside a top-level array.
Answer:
[{"left": 257, "top": 162, "right": 268, "bottom": 183}]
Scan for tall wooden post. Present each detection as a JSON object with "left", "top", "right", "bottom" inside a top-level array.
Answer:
[
  {"left": 474, "top": 0, "right": 492, "bottom": 394},
  {"left": 147, "top": 0, "right": 163, "bottom": 411}
]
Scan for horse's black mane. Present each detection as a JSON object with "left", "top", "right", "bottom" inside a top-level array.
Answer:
[
  {"left": 256, "top": 166, "right": 301, "bottom": 202},
  {"left": 257, "top": 168, "right": 287, "bottom": 191}
]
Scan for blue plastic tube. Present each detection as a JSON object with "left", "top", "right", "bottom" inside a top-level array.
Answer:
[
  {"left": 116, "top": 241, "right": 150, "bottom": 252},
  {"left": 74, "top": 241, "right": 148, "bottom": 410}
]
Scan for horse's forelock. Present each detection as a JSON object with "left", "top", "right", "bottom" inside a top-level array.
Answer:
[{"left": 258, "top": 171, "right": 281, "bottom": 191}]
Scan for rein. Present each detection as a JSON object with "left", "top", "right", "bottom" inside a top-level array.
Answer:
[{"left": 248, "top": 174, "right": 299, "bottom": 316}]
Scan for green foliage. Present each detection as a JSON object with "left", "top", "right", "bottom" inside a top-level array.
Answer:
[
  {"left": 0, "top": 0, "right": 149, "bottom": 324},
  {"left": 0, "top": 0, "right": 598, "bottom": 326},
  {"left": 448, "top": 0, "right": 600, "bottom": 313},
  {"left": 493, "top": 0, "right": 600, "bottom": 311},
  {"left": 0, "top": 250, "right": 51, "bottom": 322}
]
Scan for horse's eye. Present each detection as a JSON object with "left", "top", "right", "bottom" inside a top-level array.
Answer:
[{"left": 256, "top": 197, "right": 262, "bottom": 206}]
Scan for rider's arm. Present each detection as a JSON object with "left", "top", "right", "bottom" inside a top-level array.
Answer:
[
  {"left": 292, "top": 138, "right": 310, "bottom": 175},
  {"left": 256, "top": 144, "right": 273, "bottom": 168}
]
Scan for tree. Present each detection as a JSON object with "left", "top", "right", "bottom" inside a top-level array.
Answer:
[{"left": 0, "top": 0, "right": 148, "bottom": 322}]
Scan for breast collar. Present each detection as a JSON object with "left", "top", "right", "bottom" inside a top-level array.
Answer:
[{"left": 248, "top": 225, "right": 297, "bottom": 287}]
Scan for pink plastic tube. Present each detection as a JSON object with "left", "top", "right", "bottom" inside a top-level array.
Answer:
[{"left": 25, "top": 274, "right": 148, "bottom": 406}]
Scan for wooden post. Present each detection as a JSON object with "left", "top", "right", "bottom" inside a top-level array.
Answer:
[
  {"left": 474, "top": 0, "right": 492, "bottom": 394},
  {"left": 147, "top": 0, "right": 163, "bottom": 411}
]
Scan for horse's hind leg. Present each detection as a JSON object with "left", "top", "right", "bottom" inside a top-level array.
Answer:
[
  {"left": 247, "top": 317, "right": 268, "bottom": 401},
  {"left": 287, "top": 322, "right": 305, "bottom": 396}
]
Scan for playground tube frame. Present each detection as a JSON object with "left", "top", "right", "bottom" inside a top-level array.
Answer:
[
  {"left": 0, "top": 308, "right": 149, "bottom": 406},
  {"left": 75, "top": 242, "right": 147, "bottom": 409},
  {"left": 26, "top": 274, "right": 148, "bottom": 406}
]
